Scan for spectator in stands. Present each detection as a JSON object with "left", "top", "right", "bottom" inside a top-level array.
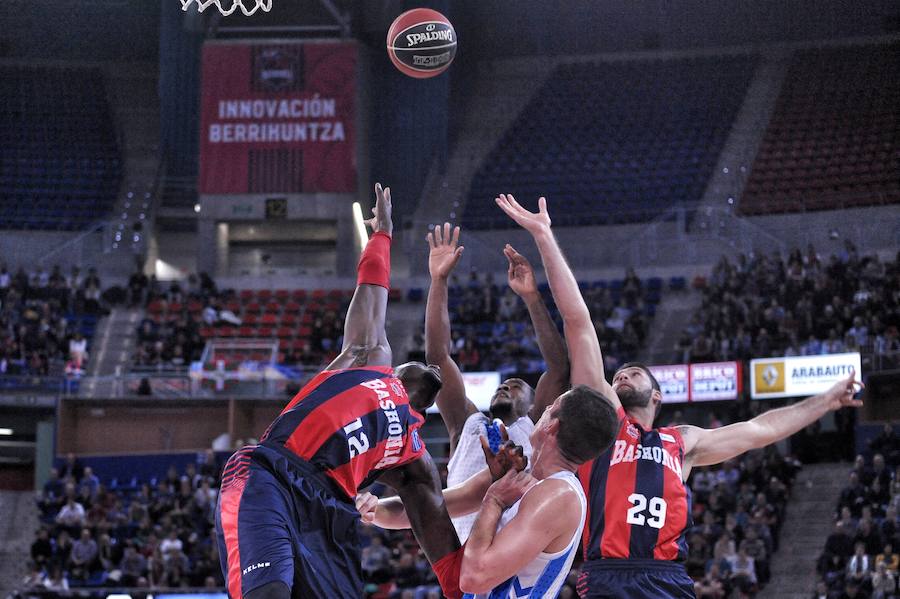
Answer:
[
  {"left": 729, "top": 545, "right": 758, "bottom": 592},
  {"left": 69, "top": 528, "right": 98, "bottom": 580},
  {"left": 871, "top": 561, "right": 897, "bottom": 598},
  {"left": 695, "top": 562, "right": 727, "bottom": 598},
  {"left": 846, "top": 542, "right": 872, "bottom": 587},
  {"left": 43, "top": 565, "right": 69, "bottom": 592},
  {"left": 69, "top": 332, "right": 88, "bottom": 370},
  {"left": 876, "top": 543, "right": 899, "bottom": 574},
  {"left": 31, "top": 528, "right": 53, "bottom": 567},
  {"left": 56, "top": 496, "right": 86, "bottom": 532},
  {"left": 80, "top": 465, "right": 100, "bottom": 499},
  {"left": 129, "top": 269, "right": 149, "bottom": 307}
]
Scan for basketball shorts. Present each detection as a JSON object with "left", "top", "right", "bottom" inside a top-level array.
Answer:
[
  {"left": 577, "top": 559, "right": 696, "bottom": 599},
  {"left": 215, "top": 443, "right": 363, "bottom": 599}
]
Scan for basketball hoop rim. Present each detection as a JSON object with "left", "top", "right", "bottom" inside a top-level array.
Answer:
[{"left": 180, "top": 0, "right": 273, "bottom": 17}]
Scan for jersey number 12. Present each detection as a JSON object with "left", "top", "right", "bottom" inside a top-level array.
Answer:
[
  {"left": 626, "top": 493, "right": 667, "bottom": 529},
  {"left": 344, "top": 418, "right": 370, "bottom": 458}
]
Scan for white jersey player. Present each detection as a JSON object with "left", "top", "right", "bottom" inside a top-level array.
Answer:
[{"left": 425, "top": 223, "right": 570, "bottom": 541}]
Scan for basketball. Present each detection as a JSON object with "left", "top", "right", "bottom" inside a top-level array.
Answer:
[{"left": 386, "top": 8, "right": 457, "bottom": 79}]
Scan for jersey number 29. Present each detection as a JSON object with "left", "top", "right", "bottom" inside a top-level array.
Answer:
[
  {"left": 343, "top": 418, "right": 370, "bottom": 458},
  {"left": 626, "top": 493, "right": 667, "bottom": 529}
]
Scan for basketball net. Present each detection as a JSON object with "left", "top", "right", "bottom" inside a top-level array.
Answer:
[{"left": 180, "top": 0, "right": 273, "bottom": 16}]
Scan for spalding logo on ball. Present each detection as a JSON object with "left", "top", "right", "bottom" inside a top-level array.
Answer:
[{"left": 386, "top": 8, "right": 457, "bottom": 78}]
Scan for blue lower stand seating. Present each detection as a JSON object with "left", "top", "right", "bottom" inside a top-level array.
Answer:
[
  {"left": 0, "top": 66, "right": 122, "bottom": 231},
  {"left": 465, "top": 54, "right": 757, "bottom": 228}
]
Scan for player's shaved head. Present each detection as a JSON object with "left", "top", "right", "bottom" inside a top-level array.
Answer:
[
  {"left": 490, "top": 377, "right": 535, "bottom": 420},
  {"left": 395, "top": 361, "right": 442, "bottom": 412}
]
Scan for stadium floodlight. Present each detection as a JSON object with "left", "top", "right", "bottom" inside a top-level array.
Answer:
[
  {"left": 0, "top": 428, "right": 12, "bottom": 436},
  {"left": 352, "top": 201, "right": 369, "bottom": 251}
]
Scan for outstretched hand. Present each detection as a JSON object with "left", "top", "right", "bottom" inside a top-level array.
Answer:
[
  {"left": 495, "top": 194, "right": 551, "bottom": 235},
  {"left": 823, "top": 369, "right": 865, "bottom": 410},
  {"left": 427, "top": 222, "right": 465, "bottom": 281},
  {"left": 365, "top": 183, "right": 393, "bottom": 236},
  {"left": 504, "top": 244, "right": 538, "bottom": 300},
  {"left": 480, "top": 422, "right": 528, "bottom": 481}
]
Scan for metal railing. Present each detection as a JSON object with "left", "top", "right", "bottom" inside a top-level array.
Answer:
[{"left": 3, "top": 351, "right": 896, "bottom": 401}]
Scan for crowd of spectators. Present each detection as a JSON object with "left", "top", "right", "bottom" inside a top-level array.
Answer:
[
  {"left": 817, "top": 425, "right": 899, "bottom": 598},
  {"left": 0, "top": 263, "right": 104, "bottom": 377},
  {"left": 685, "top": 444, "right": 800, "bottom": 598},
  {"left": 132, "top": 271, "right": 216, "bottom": 369},
  {"left": 677, "top": 244, "right": 900, "bottom": 367},
  {"left": 420, "top": 269, "right": 653, "bottom": 376},
  {"left": 132, "top": 270, "right": 348, "bottom": 371},
  {"left": 25, "top": 451, "right": 225, "bottom": 592}
]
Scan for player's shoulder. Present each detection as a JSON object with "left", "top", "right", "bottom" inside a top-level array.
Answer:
[
  {"left": 508, "top": 415, "right": 535, "bottom": 433},
  {"left": 461, "top": 411, "right": 489, "bottom": 434},
  {"left": 656, "top": 425, "right": 688, "bottom": 447},
  {"left": 521, "top": 476, "right": 583, "bottom": 517}
]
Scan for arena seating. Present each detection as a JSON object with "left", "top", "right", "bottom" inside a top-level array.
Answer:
[
  {"left": 0, "top": 66, "right": 121, "bottom": 231},
  {"left": 138, "top": 283, "right": 407, "bottom": 369},
  {"left": 29, "top": 454, "right": 225, "bottom": 589},
  {"left": 684, "top": 445, "right": 799, "bottom": 597},
  {"left": 815, "top": 428, "right": 899, "bottom": 597},
  {"left": 0, "top": 266, "right": 103, "bottom": 379},
  {"left": 741, "top": 42, "right": 900, "bottom": 215},
  {"left": 464, "top": 54, "right": 757, "bottom": 228},
  {"left": 434, "top": 270, "right": 666, "bottom": 375},
  {"left": 677, "top": 245, "right": 900, "bottom": 369}
]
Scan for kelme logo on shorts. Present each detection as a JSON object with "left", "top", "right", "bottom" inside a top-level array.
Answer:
[{"left": 243, "top": 562, "right": 271, "bottom": 575}]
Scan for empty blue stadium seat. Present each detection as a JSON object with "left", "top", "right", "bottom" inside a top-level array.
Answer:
[
  {"left": 0, "top": 66, "right": 122, "bottom": 230},
  {"left": 464, "top": 55, "right": 757, "bottom": 228}
]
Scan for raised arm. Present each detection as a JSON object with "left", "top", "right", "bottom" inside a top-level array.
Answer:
[
  {"left": 327, "top": 183, "right": 393, "bottom": 370},
  {"left": 359, "top": 466, "right": 495, "bottom": 529},
  {"left": 678, "top": 372, "right": 864, "bottom": 477},
  {"left": 359, "top": 431, "right": 529, "bottom": 529},
  {"left": 495, "top": 194, "right": 619, "bottom": 411},
  {"left": 376, "top": 451, "right": 463, "bottom": 599},
  {"left": 503, "top": 245, "right": 570, "bottom": 421},
  {"left": 460, "top": 474, "right": 580, "bottom": 594},
  {"left": 425, "top": 223, "right": 478, "bottom": 450}
]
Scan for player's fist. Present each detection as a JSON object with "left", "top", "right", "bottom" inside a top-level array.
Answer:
[
  {"left": 355, "top": 492, "right": 378, "bottom": 524},
  {"left": 480, "top": 422, "right": 528, "bottom": 481},
  {"left": 485, "top": 470, "right": 537, "bottom": 509}
]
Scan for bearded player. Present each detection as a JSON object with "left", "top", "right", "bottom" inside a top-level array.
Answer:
[
  {"left": 425, "top": 222, "right": 570, "bottom": 541},
  {"left": 215, "top": 184, "right": 464, "bottom": 599},
  {"left": 495, "top": 193, "right": 864, "bottom": 599}
]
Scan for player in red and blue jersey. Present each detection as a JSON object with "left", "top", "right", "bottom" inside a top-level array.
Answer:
[
  {"left": 496, "top": 192, "right": 864, "bottom": 599},
  {"left": 215, "top": 183, "right": 465, "bottom": 599}
]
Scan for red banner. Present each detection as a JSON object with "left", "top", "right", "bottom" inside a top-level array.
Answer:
[
  {"left": 689, "top": 361, "right": 741, "bottom": 402},
  {"left": 199, "top": 42, "right": 357, "bottom": 194},
  {"left": 650, "top": 361, "right": 741, "bottom": 403}
]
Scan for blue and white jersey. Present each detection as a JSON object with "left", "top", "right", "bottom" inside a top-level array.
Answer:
[
  {"left": 463, "top": 470, "right": 585, "bottom": 599},
  {"left": 447, "top": 412, "right": 535, "bottom": 542}
]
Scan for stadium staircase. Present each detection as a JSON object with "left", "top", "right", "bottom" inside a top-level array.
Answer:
[
  {"left": 638, "top": 288, "right": 702, "bottom": 364},
  {"left": 696, "top": 49, "right": 791, "bottom": 213},
  {"left": 0, "top": 491, "right": 38, "bottom": 595},
  {"left": 405, "top": 58, "right": 553, "bottom": 271},
  {"left": 83, "top": 307, "right": 143, "bottom": 397},
  {"left": 759, "top": 462, "right": 848, "bottom": 599}
]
